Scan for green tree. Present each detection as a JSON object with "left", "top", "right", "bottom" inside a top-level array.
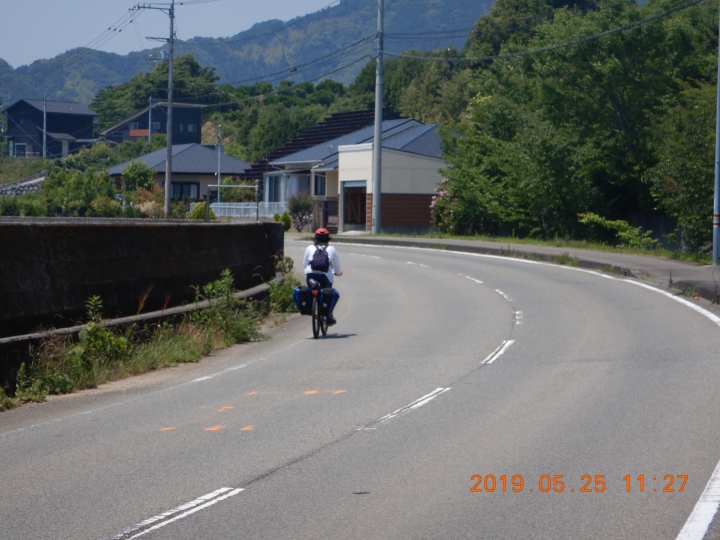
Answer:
[
  {"left": 121, "top": 161, "right": 155, "bottom": 191},
  {"left": 644, "top": 83, "right": 716, "bottom": 252},
  {"left": 287, "top": 192, "right": 315, "bottom": 232}
]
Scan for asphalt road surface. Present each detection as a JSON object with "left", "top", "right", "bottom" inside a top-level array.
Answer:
[{"left": 3, "top": 241, "right": 720, "bottom": 539}]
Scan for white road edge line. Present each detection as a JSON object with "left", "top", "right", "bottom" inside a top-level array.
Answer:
[
  {"left": 107, "top": 487, "right": 242, "bottom": 540},
  {"left": 676, "top": 458, "right": 720, "bottom": 539},
  {"left": 359, "top": 388, "right": 450, "bottom": 430},
  {"left": 126, "top": 488, "right": 243, "bottom": 539},
  {"left": 482, "top": 340, "right": 516, "bottom": 364}
]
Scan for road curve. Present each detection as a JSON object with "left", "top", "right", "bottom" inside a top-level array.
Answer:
[{"left": 2, "top": 241, "right": 720, "bottom": 539}]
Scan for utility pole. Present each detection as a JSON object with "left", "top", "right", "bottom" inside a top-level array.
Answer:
[
  {"left": 371, "top": 0, "right": 384, "bottom": 235},
  {"left": 140, "top": 1, "right": 175, "bottom": 217},
  {"left": 714, "top": 3, "right": 720, "bottom": 264},
  {"left": 217, "top": 124, "right": 222, "bottom": 204},
  {"left": 148, "top": 97, "right": 153, "bottom": 142},
  {"left": 164, "top": 0, "right": 175, "bottom": 218},
  {"left": 42, "top": 93, "right": 47, "bottom": 161}
]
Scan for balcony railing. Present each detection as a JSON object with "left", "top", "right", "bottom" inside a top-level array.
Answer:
[{"left": 211, "top": 202, "right": 288, "bottom": 219}]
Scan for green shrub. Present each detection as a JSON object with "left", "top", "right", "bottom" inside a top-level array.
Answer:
[
  {"left": 189, "top": 201, "right": 216, "bottom": 220},
  {"left": 280, "top": 210, "right": 291, "bottom": 231},
  {"left": 0, "top": 389, "right": 16, "bottom": 411},
  {"left": 578, "top": 213, "right": 658, "bottom": 250}
]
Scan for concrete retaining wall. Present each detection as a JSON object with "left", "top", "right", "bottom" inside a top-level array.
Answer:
[{"left": 0, "top": 218, "right": 283, "bottom": 339}]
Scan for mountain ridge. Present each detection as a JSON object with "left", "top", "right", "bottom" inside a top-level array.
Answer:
[{"left": 0, "top": 0, "right": 490, "bottom": 106}]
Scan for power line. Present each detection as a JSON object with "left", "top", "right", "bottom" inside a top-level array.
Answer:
[{"left": 385, "top": 0, "right": 706, "bottom": 63}]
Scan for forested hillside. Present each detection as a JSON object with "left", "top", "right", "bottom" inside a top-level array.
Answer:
[{"left": 0, "top": 0, "right": 489, "bottom": 105}]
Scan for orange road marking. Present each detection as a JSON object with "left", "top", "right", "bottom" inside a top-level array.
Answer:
[
  {"left": 248, "top": 391, "right": 259, "bottom": 395},
  {"left": 217, "top": 406, "right": 234, "bottom": 412},
  {"left": 304, "top": 390, "right": 319, "bottom": 395},
  {"left": 205, "top": 425, "right": 227, "bottom": 431},
  {"left": 305, "top": 390, "right": 347, "bottom": 395},
  {"left": 200, "top": 406, "right": 207, "bottom": 409},
  {"left": 240, "top": 425, "right": 255, "bottom": 431},
  {"left": 331, "top": 390, "right": 347, "bottom": 394},
  {"left": 159, "top": 427, "right": 176, "bottom": 432}
]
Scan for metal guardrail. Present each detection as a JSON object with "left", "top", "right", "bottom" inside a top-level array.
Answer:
[{"left": 211, "top": 202, "right": 288, "bottom": 218}]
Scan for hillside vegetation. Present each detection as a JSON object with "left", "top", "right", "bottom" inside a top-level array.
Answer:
[
  {"left": 2, "top": 0, "right": 717, "bottom": 256},
  {"left": 0, "top": 0, "right": 489, "bottom": 105}
]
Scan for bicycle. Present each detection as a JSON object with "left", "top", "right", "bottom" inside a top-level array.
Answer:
[{"left": 307, "top": 278, "right": 328, "bottom": 339}]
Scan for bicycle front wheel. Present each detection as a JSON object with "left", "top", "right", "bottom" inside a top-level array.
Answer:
[{"left": 311, "top": 296, "right": 320, "bottom": 339}]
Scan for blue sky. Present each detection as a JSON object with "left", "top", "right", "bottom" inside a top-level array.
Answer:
[{"left": 0, "top": 0, "right": 337, "bottom": 68}]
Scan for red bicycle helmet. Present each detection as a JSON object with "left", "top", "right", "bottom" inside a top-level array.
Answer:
[{"left": 314, "top": 228, "right": 330, "bottom": 243}]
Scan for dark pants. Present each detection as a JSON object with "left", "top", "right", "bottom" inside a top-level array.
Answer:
[
  {"left": 306, "top": 272, "right": 332, "bottom": 288},
  {"left": 306, "top": 273, "right": 339, "bottom": 315}
]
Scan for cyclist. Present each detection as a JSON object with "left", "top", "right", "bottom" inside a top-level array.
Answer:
[{"left": 303, "top": 227, "right": 343, "bottom": 325}]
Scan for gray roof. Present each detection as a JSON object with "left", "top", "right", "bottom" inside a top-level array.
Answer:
[
  {"left": 108, "top": 144, "right": 251, "bottom": 176},
  {"left": 5, "top": 99, "right": 97, "bottom": 116},
  {"left": 271, "top": 119, "right": 415, "bottom": 166},
  {"left": 271, "top": 119, "right": 442, "bottom": 167},
  {"left": 383, "top": 124, "right": 443, "bottom": 159}
]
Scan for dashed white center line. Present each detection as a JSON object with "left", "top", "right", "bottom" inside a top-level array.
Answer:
[
  {"left": 350, "top": 252, "right": 382, "bottom": 259},
  {"left": 495, "top": 289, "right": 513, "bottom": 302},
  {"left": 107, "top": 487, "right": 244, "bottom": 540},
  {"left": 482, "top": 340, "right": 516, "bottom": 364},
  {"left": 515, "top": 311, "right": 523, "bottom": 325},
  {"left": 407, "top": 261, "right": 429, "bottom": 267},
  {"left": 458, "top": 273, "right": 483, "bottom": 284},
  {"left": 359, "top": 388, "right": 450, "bottom": 430}
]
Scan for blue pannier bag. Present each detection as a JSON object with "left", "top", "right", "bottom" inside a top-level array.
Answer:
[
  {"left": 293, "top": 286, "right": 312, "bottom": 315},
  {"left": 320, "top": 288, "right": 340, "bottom": 316}
]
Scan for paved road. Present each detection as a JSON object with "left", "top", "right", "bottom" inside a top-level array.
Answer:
[{"left": 2, "top": 241, "right": 720, "bottom": 539}]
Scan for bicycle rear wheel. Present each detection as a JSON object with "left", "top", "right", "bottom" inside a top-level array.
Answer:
[
  {"left": 321, "top": 312, "right": 328, "bottom": 335},
  {"left": 311, "top": 296, "right": 320, "bottom": 339}
]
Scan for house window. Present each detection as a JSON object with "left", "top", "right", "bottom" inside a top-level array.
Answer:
[
  {"left": 179, "top": 124, "right": 184, "bottom": 132},
  {"left": 170, "top": 182, "right": 199, "bottom": 200},
  {"left": 8, "top": 140, "right": 14, "bottom": 157},
  {"left": 298, "top": 175, "right": 310, "bottom": 194},
  {"left": 129, "top": 122, "right": 139, "bottom": 130},
  {"left": 314, "top": 174, "right": 326, "bottom": 196},
  {"left": 151, "top": 122, "right": 160, "bottom": 131},
  {"left": 14, "top": 143, "right": 26, "bottom": 158},
  {"left": 266, "top": 176, "right": 282, "bottom": 202},
  {"left": 188, "top": 124, "right": 197, "bottom": 133}
]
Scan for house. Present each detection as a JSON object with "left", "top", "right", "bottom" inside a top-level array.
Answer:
[
  {"left": 108, "top": 143, "right": 251, "bottom": 201},
  {"left": 100, "top": 103, "right": 203, "bottom": 145},
  {"left": 2, "top": 99, "right": 97, "bottom": 158},
  {"left": 260, "top": 115, "right": 444, "bottom": 234}
]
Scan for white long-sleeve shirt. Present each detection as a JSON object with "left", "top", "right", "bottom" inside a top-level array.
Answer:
[{"left": 303, "top": 244, "right": 341, "bottom": 284}]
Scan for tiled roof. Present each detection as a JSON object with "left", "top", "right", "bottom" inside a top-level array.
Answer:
[
  {"left": 108, "top": 143, "right": 251, "bottom": 176},
  {"left": 240, "top": 108, "right": 403, "bottom": 180},
  {"left": 271, "top": 119, "right": 414, "bottom": 166}
]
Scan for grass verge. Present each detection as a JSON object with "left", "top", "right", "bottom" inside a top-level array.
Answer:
[
  {"left": 1, "top": 263, "right": 301, "bottom": 411},
  {"left": 331, "top": 231, "right": 711, "bottom": 265}
]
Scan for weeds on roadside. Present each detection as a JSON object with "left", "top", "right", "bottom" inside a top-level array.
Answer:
[
  {"left": 268, "top": 256, "right": 301, "bottom": 313},
  {"left": 5, "top": 269, "right": 263, "bottom": 409}
]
